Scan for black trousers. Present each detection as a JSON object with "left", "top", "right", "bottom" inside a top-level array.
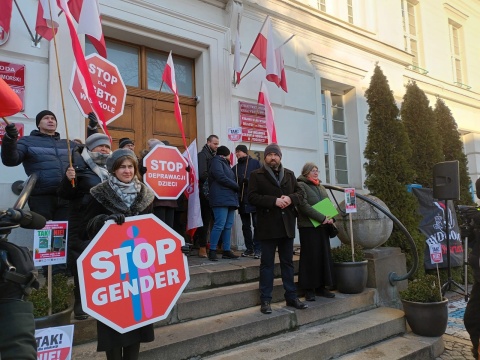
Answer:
[{"left": 465, "top": 280, "right": 480, "bottom": 354}]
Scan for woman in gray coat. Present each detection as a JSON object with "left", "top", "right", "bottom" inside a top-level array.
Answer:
[{"left": 296, "top": 162, "right": 335, "bottom": 301}]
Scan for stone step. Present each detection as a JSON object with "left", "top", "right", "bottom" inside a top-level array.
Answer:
[
  {"left": 204, "top": 307, "right": 406, "bottom": 360},
  {"left": 72, "top": 254, "right": 299, "bottom": 344},
  {"left": 72, "top": 290, "right": 376, "bottom": 359},
  {"left": 336, "top": 333, "right": 444, "bottom": 359}
]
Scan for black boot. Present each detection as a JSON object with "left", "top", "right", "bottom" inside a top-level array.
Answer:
[
  {"left": 73, "top": 278, "right": 88, "bottom": 320},
  {"left": 208, "top": 250, "right": 218, "bottom": 262}
]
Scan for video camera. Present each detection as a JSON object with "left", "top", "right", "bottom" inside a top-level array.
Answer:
[
  {"left": 457, "top": 205, "right": 480, "bottom": 241},
  {"left": 0, "top": 174, "right": 44, "bottom": 299}
]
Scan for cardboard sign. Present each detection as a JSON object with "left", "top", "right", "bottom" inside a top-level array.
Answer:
[
  {"left": 429, "top": 243, "right": 443, "bottom": 264},
  {"left": 345, "top": 188, "right": 357, "bottom": 213},
  {"left": 35, "top": 325, "right": 74, "bottom": 360},
  {"left": 227, "top": 127, "right": 242, "bottom": 141},
  {"left": 33, "top": 221, "right": 68, "bottom": 266},
  {"left": 77, "top": 214, "right": 190, "bottom": 334}
]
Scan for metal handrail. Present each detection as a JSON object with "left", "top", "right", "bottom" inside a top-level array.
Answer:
[
  {"left": 323, "top": 184, "right": 418, "bottom": 285},
  {"left": 13, "top": 174, "right": 38, "bottom": 210}
]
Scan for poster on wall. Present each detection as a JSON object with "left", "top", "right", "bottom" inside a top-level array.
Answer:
[
  {"left": 239, "top": 101, "right": 268, "bottom": 144},
  {"left": 0, "top": 61, "right": 25, "bottom": 110}
]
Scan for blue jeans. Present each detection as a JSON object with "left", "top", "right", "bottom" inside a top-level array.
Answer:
[
  {"left": 210, "top": 207, "right": 235, "bottom": 251},
  {"left": 259, "top": 237, "right": 297, "bottom": 302},
  {"left": 240, "top": 212, "right": 260, "bottom": 252}
]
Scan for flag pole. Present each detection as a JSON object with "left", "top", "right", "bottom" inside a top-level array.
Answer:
[
  {"left": 236, "top": 16, "right": 269, "bottom": 86},
  {"left": 2, "top": 117, "right": 10, "bottom": 125},
  {"left": 154, "top": 80, "right": 165, "bottom": 110},
  {"left": 47, "top": 0, "right": 74, "bottom": 187},
  {"left": 240, "top": 81, "right": 263, "bottom": 202},
  {"left": 239, "top": 34, "right": 295, "bottom": 83}
]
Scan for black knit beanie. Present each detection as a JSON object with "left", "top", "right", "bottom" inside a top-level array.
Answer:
[
  {"left": 35, "top": 110, "right": 57, "bottom": 128},
  {"left": 235, "top": 144, "right": 248, "bottom": 154},
  {"left": 264, "top": 143, "right": 282, "bottom": 159},
  {"left": 216, "top": 146, "right": 231, "bottom": 157},
  {"left": 119, "top": 137, "right": 134, "bottom": 148}
]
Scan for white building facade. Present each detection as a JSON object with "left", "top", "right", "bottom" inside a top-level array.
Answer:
[{"left": 1, "top": 0, "right": 479, "bottom": 244}]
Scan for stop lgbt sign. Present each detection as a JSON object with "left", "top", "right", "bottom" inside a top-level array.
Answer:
[
  {"left": 70, "top": 53, "right": 126, "bottom": 125},
  {"left": 143, "top": 145, "right": 189, "bottom": 200},
  {"left": 77, "top": 214, "right": 190, "bottom": 333}
]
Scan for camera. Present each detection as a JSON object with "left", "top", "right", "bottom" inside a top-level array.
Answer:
[{"left": 457, "top": 205, "right": 480, "bottom": 241}]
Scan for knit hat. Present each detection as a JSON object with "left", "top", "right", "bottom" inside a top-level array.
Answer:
[
  {"left": 106, "top": 149, "right": 137, "bottom": 173},
  {"left": 85, "top": 133, "right": 111, "bottom": 151},
  {"left": 216, "top": 145, "right": 230, "bottom": 157},
  {"left": 264, "top": 143, "right": 282, "bottom": 159},
  {"left": 119, "top": 137, "right": 134, "bottom": 148},
  {"left": 36, "top": 110, "right": 57, "bottom": 128},
  {"left": 235, "top": 144, "right": 248, "bottom": 154}
]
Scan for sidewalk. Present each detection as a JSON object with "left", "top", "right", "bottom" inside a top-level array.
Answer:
[{"left": 436, "top": 290, "right": 476, "bottom": 360}]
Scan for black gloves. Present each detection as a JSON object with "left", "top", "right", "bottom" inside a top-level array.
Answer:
[
  {"left": 181, "top": 244, "right": 191, "bottom": 256},
  {"left": 88, "top": 112, "right": 98, "bottom": 128},
  {"left": 0, "top": 241, "right": 39, "bottom": 300},
  {"left": 4, "top": 123, "right": 19, "bottom": 139},
  {"left": 106, "top": 213, "right": 125, "bottom": 225},
  {"left": 186, "top": 165, "right": 191, "bottom": 173}
]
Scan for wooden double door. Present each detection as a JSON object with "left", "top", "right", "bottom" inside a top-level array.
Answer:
[{"left": 107, "top": 87, "right": 197, "bottom": 153}]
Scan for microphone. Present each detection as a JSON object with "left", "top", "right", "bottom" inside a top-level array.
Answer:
[{"left": 3, "top": 208, "right": 47, "bottom": 230}]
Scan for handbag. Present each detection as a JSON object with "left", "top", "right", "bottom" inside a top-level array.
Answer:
[{"left": 326, "top": 224, "right": 338, "bottom": 238}]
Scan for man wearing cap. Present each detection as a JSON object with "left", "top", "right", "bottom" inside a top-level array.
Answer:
[
  {"left": 248, "top": 143, "right": 307, "bottom": 314},
  {"left": 119, "top": 137, "right": 135, "bottom": 151},
  {"left": 58, "top": 132, "right": 111, "bottom": 320},
  {"left": 232, "top": 144, "right": 262, "bottom": 258}
]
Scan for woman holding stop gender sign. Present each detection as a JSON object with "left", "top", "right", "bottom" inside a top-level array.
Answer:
[{"left": 84, "top": 149, "right": 190, "bottom": 360}]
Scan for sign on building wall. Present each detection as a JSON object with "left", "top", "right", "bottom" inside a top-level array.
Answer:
[
  {"left": 239, "top": 101, "right": 268, "bottom": 144},
  {"left": 0, "top": 61, "right": 25, "bottom": 110}
]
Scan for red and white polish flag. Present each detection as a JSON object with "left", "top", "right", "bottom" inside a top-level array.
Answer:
[
  {"left": 250, "top": 16, "right": 279, "bottom": 86},
  {"left": 35, "top": 0, "right": 60, "bottom": 41},
  {"left": 0, "top": 0, "right": 13, "bottom": 36},
  {"left": 183, "top": 140, "right": 203, "bottom": 238},
  {"left": 258, "top": 81, "right": 277, "bottom": 144},
  {"left": 68, "top": 0, "right": 107, "bottom": 58},
  {"left": 275, "top": 46, "right": 287, "bottom": 93}
]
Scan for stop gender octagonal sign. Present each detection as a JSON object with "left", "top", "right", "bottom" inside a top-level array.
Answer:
[{"left": 77, "top": 214, "right": 190, "bottom": 333}]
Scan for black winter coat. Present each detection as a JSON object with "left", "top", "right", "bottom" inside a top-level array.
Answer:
[
  {"left": 248, "top": 165, "right": 303, "bottom": 240},
  {"left": 57, "top": 146, "right": 107, "bottom": 253},
  {"left": 1, "top": 130, "right": 76, "bottom": 195},
  {"left": 208, "top": 155, "right": 239, "bottom": 208},
  {"left": 232, "top": 155, "right": 261, "bottom": 213},
  {"left": 197, "top": 144, "right": 215, "bottom": 186},
  {"left": 84, "top": 179, "right": 155, "bottom": 351}
]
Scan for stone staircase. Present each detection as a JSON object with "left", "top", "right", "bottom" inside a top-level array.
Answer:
[{"left": 71, "top": 253, "right": 444, "bottom": 359}]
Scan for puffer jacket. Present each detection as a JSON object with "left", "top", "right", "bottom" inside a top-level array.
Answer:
[
  {"left": 1, "top": 130, "right": 76, "bottom": 195},
  {"left": 208, "top": 155, "right": 239, "bottom": 208}
]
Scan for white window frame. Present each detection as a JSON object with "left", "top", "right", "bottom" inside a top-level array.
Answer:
[
  {"left": 401, "top": 0, "right": 419, "bottom": 67},
  {"left": 448, "top": 20, "right": 464, "bottom": 85},
  {"left": 322, "top": 90, "right": 349, "bottom": 185},
  {"left": 347, "top": 0, "right": 354, "bottom": 24}
]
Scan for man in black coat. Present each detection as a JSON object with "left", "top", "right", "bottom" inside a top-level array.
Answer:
[
  {"left": 194, "top": 135, "right": 219, "bottom": 257},
  {"left": 232, "top": 144, "right": 261, "bottom": 258},
  {"left": 248, "top": 143, "right": 307, "bottom": 314}
]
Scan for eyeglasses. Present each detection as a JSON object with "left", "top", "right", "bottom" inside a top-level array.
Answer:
[{"left": 310, "top": 169, "right": 319, "bottom": 173}]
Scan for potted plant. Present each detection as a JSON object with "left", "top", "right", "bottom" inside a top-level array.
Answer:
[
  {"left": 400, "top": 274, "right": 448, "bottom": 337},
  {"left": 331, "top": 243, "right": 368, "bottom": 294},
  {"left": 28, "top": 273, "right": 75, "bottom": 329}
]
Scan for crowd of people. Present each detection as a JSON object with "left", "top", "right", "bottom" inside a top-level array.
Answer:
[{"left": 1, "top": 110, "right": 339, "bottom": 358}]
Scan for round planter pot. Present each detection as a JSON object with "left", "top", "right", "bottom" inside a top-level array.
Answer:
[
  {"left": 34, "top": 304, "right": 74, "bottom": 330},
  {"left": 333, "top": 260, "right": 368, "bottom": 294},
  {"left": 401, "top": 298, "right": 448, "bottom": 337}
]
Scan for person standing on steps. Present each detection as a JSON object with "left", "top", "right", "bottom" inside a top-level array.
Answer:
[
  {"left": 207, "top": 145, "right": 239, "bottom": 261},
  {"left": 195, "top": 135, "right": 219, "bottom": 257},
  {"left": 232, "top": 144, "right": 261, "bottom": 259},
  {"left": 248, "top": 143, "right": 307, "bottom": 314}
]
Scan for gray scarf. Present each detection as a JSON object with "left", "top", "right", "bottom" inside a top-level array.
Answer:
[
  {"left": 264, "top": 163, "right": 284, "bottom": 186},
  {"left": 108, "top": 174, "right": 141, "bottom": 208},
  {"left": 82, "top": 148, "right": 109, "bottom": 182}
]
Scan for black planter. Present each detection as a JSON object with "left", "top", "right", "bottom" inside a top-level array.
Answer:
[
  {"left": 401, "top": 298, "right": 448, "bottom": 337},
  {"left": 34, "top": 304, "right": 74, "bottom": 330},
  {"left": 333, "top": 260, "right": 368, "bottom": 294}
]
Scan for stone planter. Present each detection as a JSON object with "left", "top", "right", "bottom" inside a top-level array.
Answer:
[
  {"left": 401, "top": 298, "right": 448, "bottom": 337},
  {"left": 34, "top": 303, "right": 74, "bottom": 330},
  {"left": 335, "top": 195, "right": 393, "bottom": 249},
  {"left": 333, "top": 260, "right": 368, "bottom": 294}
]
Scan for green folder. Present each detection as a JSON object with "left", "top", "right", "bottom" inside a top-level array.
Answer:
[{"left": 309, "top": 198, "right": 339, "bottom": 227}]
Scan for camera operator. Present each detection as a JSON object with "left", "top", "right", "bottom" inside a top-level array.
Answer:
[
  {"left": 0, "top": 238, "right": 39, "bottom": 360},
  {"left": 464, "top": 178, "right": 480, "bottom": 359}
]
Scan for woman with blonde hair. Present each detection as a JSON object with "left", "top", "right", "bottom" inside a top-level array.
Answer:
[{"left": 296, "top": 162, "right": 335, "bottom": 301}]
